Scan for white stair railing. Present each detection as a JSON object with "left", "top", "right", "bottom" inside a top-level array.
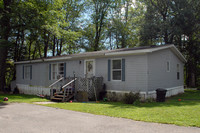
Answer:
[
  {"left": 49, "top": 77, "right": 64, "bottom": 99},
  {"left": 62, "top": 78, "right": 77, "bottom": 102}
]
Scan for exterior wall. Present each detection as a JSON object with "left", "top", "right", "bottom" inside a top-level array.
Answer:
[
  {"left": 66, "top": 59, "right": 84, "bottom": 77},
  {"left": 16, "top": 60, "right": 85, "bottom": 85},
  {"left": 16, "top": 62, "right": 49, "bottom": 87},
  {"left": 16, "top": 59, "right": 85, "bottom": 95},
  {"left": 147, "top": 49, "right": 184, "bottom": 91},
  {"left": 95, "top": 54, "right": 148, "bottom": 92},
  {"left": 15, "top": 47, "right": 185, "bottom": 98}
]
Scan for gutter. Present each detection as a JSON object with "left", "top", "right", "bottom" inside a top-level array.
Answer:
[{"left": 14, "top": 57, "right": 72, "bottom": 64}]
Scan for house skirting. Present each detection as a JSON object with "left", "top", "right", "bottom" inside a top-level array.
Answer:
[
  {"left": 16, "top": 84, "right": 184, "bottom": 101},
  {"left": 16, "top": 84, "right": 51, "bottom": 96},
  {"left": 107, "top": 86, "right": 184, "bottom": 101}
]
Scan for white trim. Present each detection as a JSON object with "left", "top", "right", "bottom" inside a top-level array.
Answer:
[
  {"left": 84, "top": 59, "right": 96, "bottom": 77},
  {"left": 15, "top": 57, "right": 71, "bottom": 64},
  {"left": 170, "top": 45, "right": 187, "bottom": 63},
  {"left": 111, "top": 58, "right": 122, "bottom": 81}
]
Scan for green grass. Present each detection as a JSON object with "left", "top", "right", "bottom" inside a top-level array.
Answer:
[
  {"left": 0, "top": 90, "right": 200, "bottom": 127},
  {"left": 43, "top": 89, "right": 200, "bottom": 127},
  {"left": 0, "top": 94, "right": 49, "bottom": 104}
]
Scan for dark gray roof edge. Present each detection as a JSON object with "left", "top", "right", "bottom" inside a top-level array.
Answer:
[{"left": 15, "top": 44, "right": 186, "bottom": 64}]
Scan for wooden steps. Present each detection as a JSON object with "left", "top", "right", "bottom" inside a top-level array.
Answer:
[{"left": 51, "top": 92, "right": 74, "bottom": 102}]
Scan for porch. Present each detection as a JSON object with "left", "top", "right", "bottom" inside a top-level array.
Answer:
[{"left": 49, "top": 76, "right": 104, "bottom": 102}]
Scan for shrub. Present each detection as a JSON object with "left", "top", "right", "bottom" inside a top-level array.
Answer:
[
  {"left": 123, "top": 92, "right": 140, "bottom": 104},
  {"left": 107, "top": 92, "right": 118, "bottom": 102},
  {"left": 13, "top": 87, "right": 19, "bottom": 94}
]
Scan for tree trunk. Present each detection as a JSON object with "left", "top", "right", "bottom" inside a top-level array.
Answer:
[
  {"left": 0, "top": 46, "right": 8, "bottom": 90},
  {"left": 32, "top": 45, "right": 37, "bottom": 59},
  {"left": 0, "top": 0, "right": 12, "bottom": 91},
  {"left": 59, "top": 39, "right": 63, "bottom": 55},
  {"left": 186, "top": 59, "right": 196, "bottom": 87},
  {"left": 14, "top": 29, "right": 20, "bottom": 61},
  {"left": 56, "top": 39, "right": 59, "bottom": 55},
  {"left": 28, "top": 40, "right": 32, "bottom": 60},
  {"left": 44, "top": 32, "right": 50, "bottom": 58},
  {"left": 52, "top": 36, "right": 56, "bottom": 56}
]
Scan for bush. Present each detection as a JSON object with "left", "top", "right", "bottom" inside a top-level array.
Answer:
[
  {"left": 107, "top": 92, "right": 118, "bottom": 102},
  {"left": 123, "top": 92, "right": 140, "bottom": 104},
  {"left": 13, "top": 87, "right": 19, "bottom": 94}
]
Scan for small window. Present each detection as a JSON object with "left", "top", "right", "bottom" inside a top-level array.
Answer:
[
  {"left": 58, "top": 63, "right": 64, "bottom": 75},
  {"left": 177, "top": 64, "right": 180, "bottom": 80},
  {"left": 112, "top": 59, "right": 122, "bottom": 80},
  {"left": 24, "top": 65, "right": 31, "bottom": 79},
  {"left": 167, "top": 61, "right": 170, "bottom": 72}
]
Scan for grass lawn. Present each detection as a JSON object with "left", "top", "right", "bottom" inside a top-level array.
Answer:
[
  {"left": 0, "top": 90, "right": 200, "bottom": 127},
  {"left": 0, "top": 94, "right": 49, "bottom": 104},
  {"left": 43, "top": 89, "right": 200, "bottom": 127}
]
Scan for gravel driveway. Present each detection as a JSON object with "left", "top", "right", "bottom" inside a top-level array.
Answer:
[{"left": 0, "top": 103, "right": 199, "bottom": 133}]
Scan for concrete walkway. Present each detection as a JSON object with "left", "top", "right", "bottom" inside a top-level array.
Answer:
[{"left": 0, "top": 103, "right": 199, "bottom": 133}]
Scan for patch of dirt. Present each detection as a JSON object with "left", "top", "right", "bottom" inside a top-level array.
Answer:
[{"left": 33, "top": 102, "right": 56, "bottom": 104}]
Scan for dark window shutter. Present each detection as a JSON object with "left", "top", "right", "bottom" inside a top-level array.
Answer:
[
  {"left": 23, "top": 65, "right": 24, "bottom": 79},
  {"left": 122, "top": 59, "right": 125, "bottom": 81},
  {"left": 64, "top": 63, "right": 66, "bottom": 78},
  {"left": 108, "top": 59, "right": 111, "bottom": 81},
  {"left": 30, "top": 65, "right": 32, "bottom": 80},
  {"left": 49, "top": 64, "right": 51, "bottom": 80}
]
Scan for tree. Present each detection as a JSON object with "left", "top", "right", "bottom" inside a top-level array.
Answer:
[
  {"left": 90, "top": 0, "right": 112, "bottom": 51},
  {"left": 0, "top": 0, "right": 12, "bottom": 91}
]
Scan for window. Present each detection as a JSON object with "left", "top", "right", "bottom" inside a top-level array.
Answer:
[
  {"left": 167, "top": 61, "right": 170, "bottom": 72},
  {"left": 177, "top": 64, "right": 180, "bottom": 80},
  {"left": 52, "top": 64, "right": 58, "bottom": 80},
  {"left": 58, "top": 63, "right": 64, "bottom": 75},
  {"left": 112, "top": 59, "right": 122, "bottom": 80},
  {"left": 24, "top": 65, "right": 31, "bottom": 80},
  {"left": 52, "top": 63, "right": 64, "bottom": 80}
]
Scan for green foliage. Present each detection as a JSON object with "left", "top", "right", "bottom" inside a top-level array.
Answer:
[
  {"left": 123, "top": 92, "right": 140, "bottom": 104},
  {"left": 5, "top": 60, "right": 15, "bottom": 87}
]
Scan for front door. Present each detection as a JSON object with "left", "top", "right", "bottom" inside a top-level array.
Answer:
[{"left": 85, "top": 60, "right": 95, "bottom": 78}]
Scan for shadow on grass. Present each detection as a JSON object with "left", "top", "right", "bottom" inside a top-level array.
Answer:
[{"left": 99, "top": 90, "right": 200, "bottom": 109}]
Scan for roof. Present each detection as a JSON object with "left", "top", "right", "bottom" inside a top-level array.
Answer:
[{"left": 15, "top": 44, "right": 187, "bottom": 64}]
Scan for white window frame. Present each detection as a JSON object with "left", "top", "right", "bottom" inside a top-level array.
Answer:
[
  {"left": 111, "top": 58, "right": 122, "bottom": 81},
  {"left": 24, "top": 65, "right": 31, "bottom": 80},
  {"left": 84, "top": 59, "right": 95, "bottom": 77},
  {"left": 51, "top": 62, "right": 64, "bottom": 80},
  {"left": 167, "top": 61, "right": 170, "bottom": 72}
]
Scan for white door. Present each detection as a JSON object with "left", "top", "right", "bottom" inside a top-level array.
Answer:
[{"left": 85, "top": 60, "right": 95, "bottom": 78}]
